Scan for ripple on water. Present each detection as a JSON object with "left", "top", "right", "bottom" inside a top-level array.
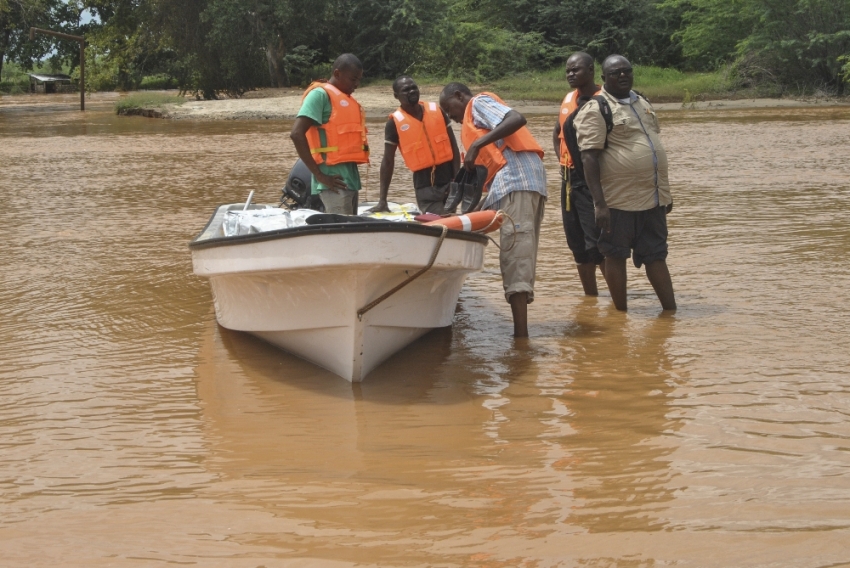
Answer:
[{"left": 1, "top": 106, "right": 849, "bottom": 566}]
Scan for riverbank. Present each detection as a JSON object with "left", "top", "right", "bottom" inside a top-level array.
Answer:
[
  {"left": 138, "top": 86, "right": 850, "bottom": 119},
  {"left": 3, "top": 87, "right": 849, "bottom": 119}
]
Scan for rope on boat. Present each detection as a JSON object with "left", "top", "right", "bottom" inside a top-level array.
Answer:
[
  {"left": 482, "top": 210, "right": 518, "bottom": 253},
  {"left": 357, "top": 224, "right": 449, "bottom": 321}
]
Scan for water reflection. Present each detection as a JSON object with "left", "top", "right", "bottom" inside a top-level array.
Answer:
[
  {"left": 561, "top": 302, "right": 680, "bottom": 532},
  {"left": 3, "top": 103, "right": 850, "bottom": 566}
]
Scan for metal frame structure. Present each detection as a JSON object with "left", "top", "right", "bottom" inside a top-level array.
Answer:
[{"left": 29, "top": 27, "right": 85, "bottom": 111}]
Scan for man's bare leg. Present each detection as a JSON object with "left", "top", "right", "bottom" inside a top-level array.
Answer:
[
  {"left": 509, "top": 292, "right": 529, "bottom": 337},
  {"left": 603, "top": 257, "right": 628, "bottom": 311},
  {"left": 576, "top": 263, "right": 599, "bottom": 296},
  {"left": 644, "top": 260, "right": 676, "bottom": 311}
]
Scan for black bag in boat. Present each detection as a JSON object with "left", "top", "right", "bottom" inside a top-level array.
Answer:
[
  {"left": 445, "top": 165, "right": 487, "bottom": 214},
  {"left": 305, "top": 213, "right": 390, "bottom": 225}
]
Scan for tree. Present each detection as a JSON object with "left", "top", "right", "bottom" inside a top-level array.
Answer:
[
  {"left": 444, "top": 0, "right": 682, "bottom": 67},
  {"left": 82, "top": 0, "right": 167, "bottom": 90},
  {"left": 325, "top": 0, "right": 442, "bottom": 78},
  {"left": 0, "top": 0, "right": 76, "bottom": 79},
  {"left": 666, "top": 0, "right": 850, "bottom": 92}
]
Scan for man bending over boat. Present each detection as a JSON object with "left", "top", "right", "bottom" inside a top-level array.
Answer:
[
  {"left": 439, "top": 83, "right": 547, "bottom": 338},
  {"left": 370, "top": 76, "right": 461, "bottom": 214},
  {"left": 290, "top": 53, "right": 369, "bottom": 215}
]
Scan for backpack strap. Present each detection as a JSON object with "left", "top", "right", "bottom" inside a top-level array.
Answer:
[{"left": 592, "top": 95, "right": 614, "bottom": 149}]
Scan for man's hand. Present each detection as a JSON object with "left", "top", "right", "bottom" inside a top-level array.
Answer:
[
  {"left": 368, "top": 200, "right": 391, "bottom": 213},
  {"left": 463, "top": 142, "right": 480, "bottom": 171},
  {"left": 666, "top": 201, "right": 673, "bottom": 214},
  {"left": 595, "top": 203, "right": 612, "bottom": 233},
  {"left": 314, "top": 172, "right": 347, "bottom": 192}
]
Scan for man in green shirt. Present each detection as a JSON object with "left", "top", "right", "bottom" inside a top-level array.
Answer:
[{"left": 290, "top": 53, "right": 368, "bottom": 214}]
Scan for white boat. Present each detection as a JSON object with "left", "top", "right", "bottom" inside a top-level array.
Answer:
[{"left": 189, "top": 204, "right": 488, "bottom": 382}]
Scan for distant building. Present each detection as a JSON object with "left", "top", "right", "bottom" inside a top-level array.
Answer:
[{"left": 29, "top": 74, "right": 76, "bottom": 94}]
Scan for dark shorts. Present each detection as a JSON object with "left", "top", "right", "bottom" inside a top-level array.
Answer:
[
  {"left": 561, "top": 178, "right": 604, "bottom": 265},
  {"left": 415, "top": 183, "right": 451, "bottom": 214},
  {"left": 597, "top": 206, "right": 669, "bottom": 268}
]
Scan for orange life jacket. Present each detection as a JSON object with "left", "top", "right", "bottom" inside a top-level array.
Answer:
[
  {"left": 391, "top": 102, "right": 454, "bottom": 173},
  {"left": 302, "top": 81, "right": 369, "bottom": 166},
  {"left": 558, "top": 86, "right": 601, "bottom": 169},
  {"left": 461, "top": 92, "right": 544, "bottom": 188}
]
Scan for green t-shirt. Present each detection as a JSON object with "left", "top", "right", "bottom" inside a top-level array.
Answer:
[{"left": 297, "top": 87, "right": 362, "bottom": 194}]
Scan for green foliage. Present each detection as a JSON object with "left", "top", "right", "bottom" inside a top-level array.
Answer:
[
  {"left": 4, "top": 0, "right": 848, "bottom": 98},
  {"left": 841, "top": 55, "right": 850, "bottom": 85},
  {"left": 485, "top": 64, "right": 723, "bottom": 102},
  {"left": 139, "top": 73, "right": 176, "bottom": 90},
  {"left": 114, "top": 91, "right": 185, "bottom": 112},
  {"left": 68, "top": 0, "right": 185, "bottom": 92},
  {"left": 0, "top": 59, "right": 76, "bottom": 92},
  {"left": 661, "top": 0, "right": 758, "bottom": 69},
  {"left": 0, "top": 59, "right": 29, "bottom": 92},
  {"left": 6, "top": 0, "right": 92, "bottom": 76},
  {"left": 417, "top": 21, "right": 557, "bottom": 81},
  {"left": 325, "top": 0, "right": 441, "bottom": 78},
  {"left": 667, "top": 0, "right": 850, "bottom": 93},
  {"left": 449, "top": 0, "right": 684, "bottom": 66},
  {"left": 81, "top": 45, "right": 118, "bottom": 91}
]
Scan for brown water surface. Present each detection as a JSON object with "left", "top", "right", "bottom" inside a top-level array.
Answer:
[{"left": 2, "top": 98, "right": 850, "bottom": 567}]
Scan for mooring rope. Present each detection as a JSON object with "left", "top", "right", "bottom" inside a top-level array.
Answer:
[
  {"left": 480, "top": 210, "right": 517, "bottom": 252},
  {"left": 356, "top": 224, "right": 449, "bottom": 321}
]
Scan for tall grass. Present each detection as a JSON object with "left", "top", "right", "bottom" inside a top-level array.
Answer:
[
  {"left": 115, "top": 92, "right": 187, "bottom": 112},
  {"left": 485, "top": 65, "right": 725, "bottom": 103}
]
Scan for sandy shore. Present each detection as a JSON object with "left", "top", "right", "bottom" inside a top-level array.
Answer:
[
  {"left": 3, "top": 86, "right": 848, "bottom": 119},
  {"left": 160, "top": 86, "right": 850, "bottom": 119}
]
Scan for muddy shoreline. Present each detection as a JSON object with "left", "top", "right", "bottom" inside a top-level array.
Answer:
[
  {"left": 4, "top": 86, "right": 849, "bottom": 119},
  {"left": 155, "top": 86, "right": 850, "bottom": 119}
]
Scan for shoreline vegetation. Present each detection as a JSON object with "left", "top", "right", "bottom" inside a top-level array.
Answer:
[
  {"left": 2, "top": 0, "right": 847, "bottom": 107},
  {"left": 102, "top": 64, "right": 850, "bottom": 120},
  {"left": 0, "top": 62, "right": 850, "bottom": 120},
  {"left": 4, "top": 63, "right": 849, "bottom": 119}
]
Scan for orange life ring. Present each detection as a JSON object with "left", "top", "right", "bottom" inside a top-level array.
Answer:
[{"left": 424, "top": 210, "right": 504, "bottom": 234}]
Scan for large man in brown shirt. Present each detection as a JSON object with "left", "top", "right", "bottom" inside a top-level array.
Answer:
[{"left": 574, "top": 55, "right": 676, "bottom": 311}]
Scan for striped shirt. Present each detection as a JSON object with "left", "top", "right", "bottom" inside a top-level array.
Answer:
[{"left": 470, "top": 95, "right": 548, "bottom": 210}]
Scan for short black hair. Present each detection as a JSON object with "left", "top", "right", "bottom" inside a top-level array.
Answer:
[
  {"left": 602, "top": 54, "right": 630, "bottom": 73},
  {"left": 440, "top": 82, "right": 472, "bottom": 100},
  {"left": 332, "top": 53, "right": 363, "bottom": 73},
  {"left": 567, "top": 51, "right": 594, "bottom": 68},
  {"left": 392, "top": 75, "right": 414, "bottom": 94}
]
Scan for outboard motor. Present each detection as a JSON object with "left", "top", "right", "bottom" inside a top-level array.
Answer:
[{"left": 280, "top": 159, "right": 324, "bottom": 211}]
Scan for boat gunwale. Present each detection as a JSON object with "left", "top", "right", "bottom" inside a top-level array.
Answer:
[{"left": 188, "top": 211, "right": 490, "bottom": 251}]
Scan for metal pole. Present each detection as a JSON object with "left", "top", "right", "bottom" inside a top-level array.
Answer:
[
  {"left": 28, "top": 27, "right": 86, "bottom": 111},
  {"left": 79, "top": 40, "right": 85, "bottom": 111}
]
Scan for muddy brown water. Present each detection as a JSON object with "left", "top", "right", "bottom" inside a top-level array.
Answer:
[{"left": 1, "top": 97, "right": 850, "bottom": 567}]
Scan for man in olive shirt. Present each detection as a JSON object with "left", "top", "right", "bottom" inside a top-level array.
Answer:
[
  {"left": 574, "top": 54, "right": 676, "bottom": 312},
  {"left": 371, "top": 76, "right": 460, "bottom": 214}
]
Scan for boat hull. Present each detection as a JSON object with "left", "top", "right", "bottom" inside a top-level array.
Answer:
[{"left": 190, "top": 208, "right": 488, "bottom": 381}]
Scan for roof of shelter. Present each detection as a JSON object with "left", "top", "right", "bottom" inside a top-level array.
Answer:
[{"left": 29, "top": 74, "right": 73, "bottom": 82}]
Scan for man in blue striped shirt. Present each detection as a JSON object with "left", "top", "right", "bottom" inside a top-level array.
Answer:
[{"left": 440, "top": 83, "right": 547, "bottom": 337}]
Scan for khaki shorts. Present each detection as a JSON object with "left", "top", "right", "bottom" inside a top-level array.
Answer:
[
  {"left": 496, "top": 191, "right": 545, "bottom": 303},
  {"left": 319, "top": 189, "right": 359, "bottom": 215}
]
